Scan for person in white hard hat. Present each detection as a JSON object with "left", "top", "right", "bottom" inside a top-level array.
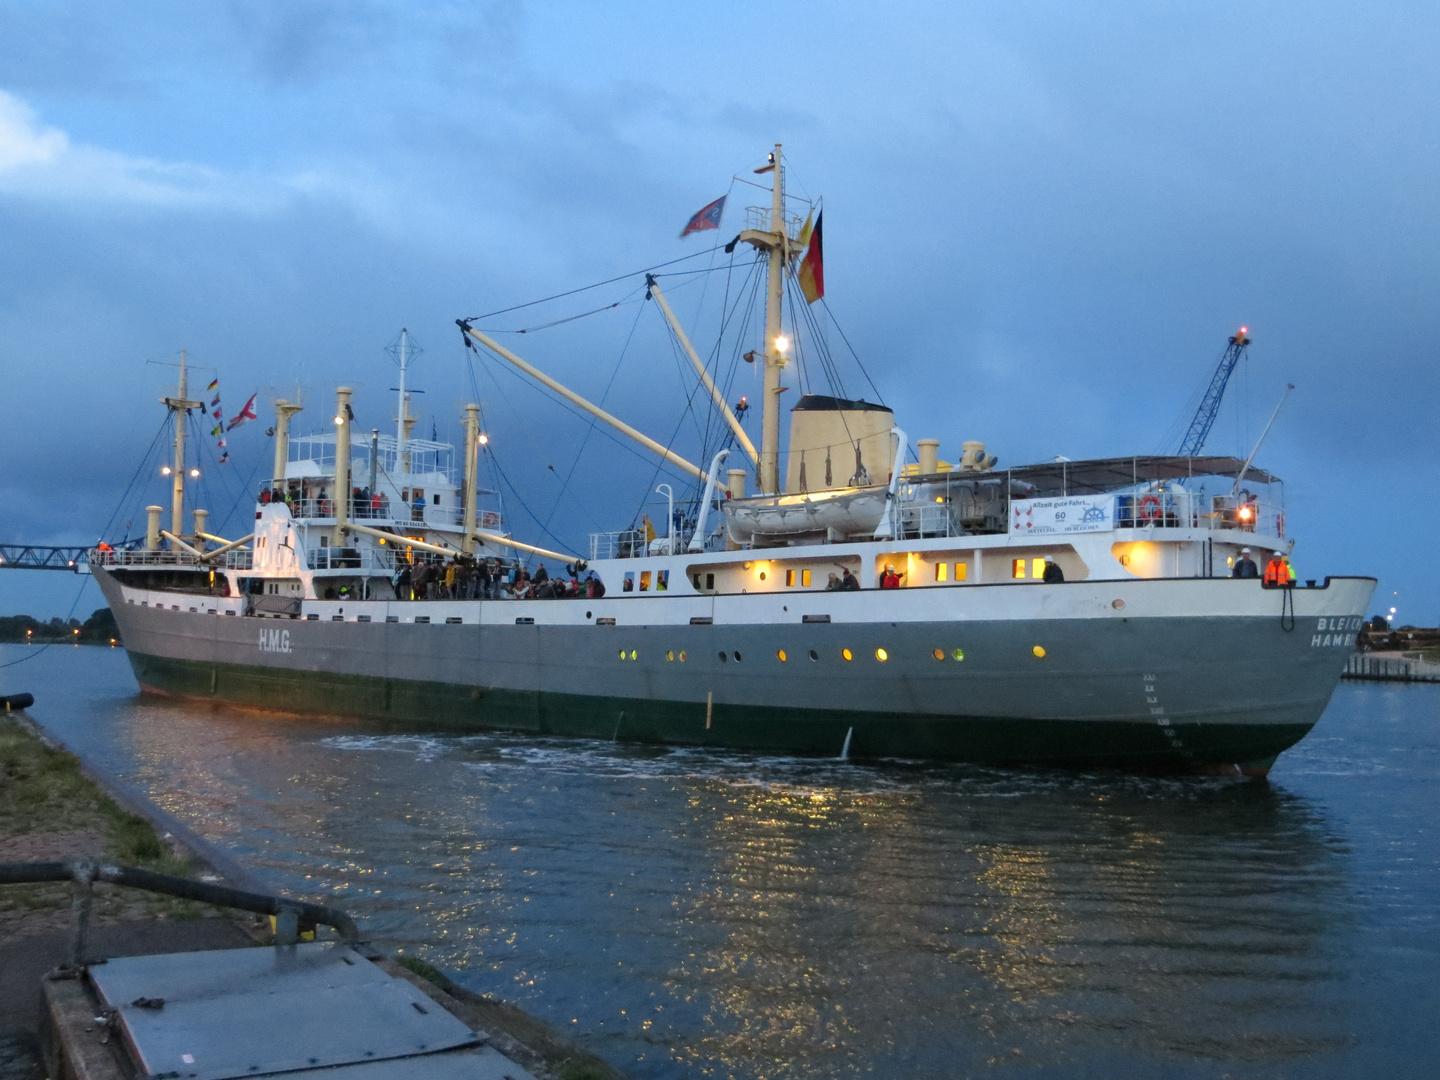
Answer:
[{"left": 1232, "top": 547, "right": 1259, "bottom": 579}]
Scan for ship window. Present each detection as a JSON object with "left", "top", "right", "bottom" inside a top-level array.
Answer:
[
  {"left": 1032, "top": 645, "right": 1046, "bottom": 658},
  {"left": 692, "top": 574, "right": 701, "bottom": 589},
  {"left": 719, "top": 651, "right": 728, "bottom": 662},
  {"left": 1032, "top": 558, "right": 1046, "bottom": 579},
  {"left": 446, "top": 616, "right": 462, "bottom": 624},
  {"left": 358, "top": 615, "right": 372, "bottom": 623},
  {"left": 936, "top": 563, "right": 948, "bottom": 583},
  {"left": 630, "top": 649, "right": 637, "bottom": 660},
  {"left": 932, "top": 648, "right": 945, "bottom": 660},
  {"left": 777, "top": 649, "right": 787, "bottom": 662},
  {"left": 1012, "top": 558, "right": 1025, "bottom": 579},
  {"left": 802, "top": 569, "right": 811, "bottom": 587},
  {"left": 842, "top": 648, "right": 853, "bottom": 661},
  {"left": 679, "top": 651, "right": 687, "bottom": 662},
  {"left": 875, "top": 648, "right": 889, "bottom": 662},
  {"left": 666, "top": 650, "right": 674, "bottom": 661},
  {"left": 619, "top": 649, "right": 626, "bottom": 660},
  {"left": 953, "top": 648, "right": 965, "bottom": 661},
  {"left": 734, "top": 651, "right": 742, "bottom": 662},
  {"left": 758, "top": 571, "right": 767, "bottom": 582},
  {"left": 433, "top": 494, "right": 440, "bottom": 505},
  {"left": 954, "top": 562, "right": 968, "bottom": 581},
  {"left": 657, "top": 570, "right": 669, "bottom": 591},
  {"left": 786, "top": 569, "right": 795, "bottom": 587},
  {"left": 706, "top": 573, "right": 715, "bottom": 590},
  {"left": 385, "top": 615, "right": 399, "bottom": 623},
  {"left": 623, "top": 572, "right": 634, "bottom": 592},
  {"left": 808, "top": 649, "right": 819, "bottom": 661},
  {"left": 414, "top": 616, "right": 430, "bottom": 624},
  {"left": 639, "top": 571, "right": 651, "bottom": 591},
  {"left": 306, "top": 613, "right": 318, "bottom": 620}
]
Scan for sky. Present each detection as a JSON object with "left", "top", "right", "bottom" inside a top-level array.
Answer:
[{"left": 0, "top": 0, "right": 1435, "bottom": 622}]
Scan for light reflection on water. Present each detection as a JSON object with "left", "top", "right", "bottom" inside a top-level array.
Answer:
[{"left": 7, "top": 645, "right": 1438, "bottom": 1079}]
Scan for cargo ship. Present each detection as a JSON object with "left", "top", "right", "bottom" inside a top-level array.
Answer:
[{"left": 94, "top": 145, "right": 1374, "bottom": 775}]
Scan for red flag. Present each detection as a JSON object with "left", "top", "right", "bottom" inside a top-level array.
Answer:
[
  {"left": 680, "top": 195, "right": 726, "bottom": 237},
  {"left": 798, "top": 211, "right": 824, "bottom": 304}
]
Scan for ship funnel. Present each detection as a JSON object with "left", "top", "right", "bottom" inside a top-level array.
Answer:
[
  {"left": 958, "top": 441, "right": 998, "bottom": 472},
  {"left": 918, "top": 439, "right": 940, "bottom": 475}
]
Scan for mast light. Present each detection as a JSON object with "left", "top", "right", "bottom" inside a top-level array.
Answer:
[
  {"left": 478, "top": 433, "right": 489, "bottom": 445},
  {"left": 161, "top": 465, "right": 172, "bottom": 476},
  {"left": 189, "top": 468, "right": 200, "bottom": 478},
  {"left": 775, "top": 335, "right": 790, "bottom": 354}
]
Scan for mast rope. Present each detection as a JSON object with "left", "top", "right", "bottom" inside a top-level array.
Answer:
[
  {"left": 464, "top": 244, "right": 726, "bottom": 323},
  {"left": 100, "top": 413, "right": 172, "bottom": 542}
]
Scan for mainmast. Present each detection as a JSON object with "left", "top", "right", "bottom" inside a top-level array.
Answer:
[
  {"left": 739, "top": 144, "right": 791, "bottom": 495},
  {"left": 160, "top": 349, "right": 203, "bottom": 538},
  {"left": 395, "top": 329, "right": 410, "bottom": 483}
]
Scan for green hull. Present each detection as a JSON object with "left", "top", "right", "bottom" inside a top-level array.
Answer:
[{"left": 128, "top": 650, "right": 1309, "bottom": 772}]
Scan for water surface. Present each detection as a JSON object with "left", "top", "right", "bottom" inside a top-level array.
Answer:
[{"left": 4, "top": 644, "right": 1436, "bottom": 1078}]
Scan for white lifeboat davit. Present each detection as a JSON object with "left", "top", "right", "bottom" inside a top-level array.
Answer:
[{"left": 723, "top": 485, "right": 888, "bottom": 542}]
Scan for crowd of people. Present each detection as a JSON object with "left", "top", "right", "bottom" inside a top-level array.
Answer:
[
  {"left": 393, "top": 558, "right": 605, "bottom": 601},
  {"left": 258, "top": 485, "right": 397, "bottom": 519}
]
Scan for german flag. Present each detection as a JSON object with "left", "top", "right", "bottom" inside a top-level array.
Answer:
[{"left": 798, "top": 210, "right": 824, "bottom": 304}]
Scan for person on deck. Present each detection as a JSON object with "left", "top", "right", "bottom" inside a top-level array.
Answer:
[
  {"left": 532, "top": 564, "right": 549, "bottom": 587},
  {"left": 1232, "top": 548, "right": 1259, "bottom": 579},
  {"left": 1042, "top": 556, "right": 1065, "bottom": 584},
  {"left": 825, "top": 573, "right": 842, "bottom": 591},
  {"left": 840, "top": 567, "right": 861, "bottom": 591},
  {"left": 880, "top": 565, "right": 904, "bottom": 589},
  {"left": 1262, "top": 551, "right": 1294, "bottom": 588}
]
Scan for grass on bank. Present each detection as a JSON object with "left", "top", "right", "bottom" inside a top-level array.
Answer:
[{"left": 0, "top": 715, "right": 199, "bottom": 921}]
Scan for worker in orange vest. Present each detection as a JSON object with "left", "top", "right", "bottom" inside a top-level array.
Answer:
[{"left": 1263, "top": 551, "right": 1294, "bottom": 588}]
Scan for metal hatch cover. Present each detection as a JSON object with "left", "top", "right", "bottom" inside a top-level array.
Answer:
[{"left": 89, "top": 944, "right": 484, "bottom": 1080}]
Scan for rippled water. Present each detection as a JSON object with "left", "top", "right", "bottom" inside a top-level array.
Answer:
[{"left": 4, "top": 643, "right": 1437, "bottom": 1078}]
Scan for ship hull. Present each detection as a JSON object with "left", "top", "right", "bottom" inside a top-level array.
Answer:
[{"left": 97, "top": 570, "right": 1374, "bottom": 772}]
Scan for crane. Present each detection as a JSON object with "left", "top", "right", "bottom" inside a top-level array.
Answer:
[{"left": 1177, "top": 327, "right": 1251, "bottom": 457}]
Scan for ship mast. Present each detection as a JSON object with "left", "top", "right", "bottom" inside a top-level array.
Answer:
[
  {"left": 738, "top": 143, "right": 790, "bottom": 495},
  {"left": 395, "top": 329, "right": 410, "bottom": 484},
  {"left": 160, "top": 349, "right": 202, "bottom": 538}
]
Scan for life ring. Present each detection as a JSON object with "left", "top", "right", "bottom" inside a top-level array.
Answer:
[{"left": 1138, "top": 494, "right": 1163, "bottom": 522}]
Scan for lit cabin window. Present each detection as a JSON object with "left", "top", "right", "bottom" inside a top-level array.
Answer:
[
  {"left": 841, "top": 648, "right": 853, "bottom": 661},
  {"left": 639, "top": 571, "right": 652, "bottom": 591},
  {"left": 657, "top": 570, "right": 669, "bottom": 591},
  {"left": 936, "top": 563, "right": 948, "bottom": 583},
  {"left": 786, "top": 569, "right": 796, "bottom": 587},
  {"left": 801, "top": 569, "right": 811, "bottom": 587},
  {"left": 1012, "top": 559, "right": 1026, "bottom": 579},
  {"left": 954, "top": 562, "right": 968, "bottom": 581},
  {"left": 1032, "top": 558, "right": 1046, "bottom": 579},
  {"left": 777, "top": 649, "right": 787, "bottom": 662}
]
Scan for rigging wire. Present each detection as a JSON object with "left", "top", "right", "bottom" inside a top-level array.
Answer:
[
  {"left": 465, "top": 244, "right": 726, "bottom": 322},
  {"left": 100, "top": 413, "right": 172, "bottom": 542}
]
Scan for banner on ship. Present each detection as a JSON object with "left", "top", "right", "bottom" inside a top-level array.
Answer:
[{"left": 1010, "top": 495, "right": 1114, "bottom": 535}]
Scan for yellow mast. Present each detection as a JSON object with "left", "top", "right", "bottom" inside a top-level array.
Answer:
[
  {"left": 737, "top": 144, "right": 790, "bottom": 495},
  {"left": 160, "top": 350, "right": 203, "bottom": 539}
]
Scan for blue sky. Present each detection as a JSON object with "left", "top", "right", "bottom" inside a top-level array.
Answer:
[{"left": 0, "top": 1, "right": 1435, "bottom": 622}]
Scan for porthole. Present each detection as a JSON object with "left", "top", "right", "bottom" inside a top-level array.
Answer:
[
  {"left": 842, "top": 648, "right": 853, "bottom": 662},
  {"left": 734, "top": 651, "right": 743, "bottom": 662},
  {"left": 1111, "top": 599, "right": 1125, "bottom": 610},
  {"left": 758, "top": 571, "right": 767, "bottom": 582},
  {"left": 618, "top": 649, "right": 626, "bottom": 661},
  {"left": 679, "top": 651, "right": 687, "bottom": 662},
  {"left": 932, "top": 648, "right": 945, "bottom": 661},
  {"left": 808, "top": 649, "right": 819, "bottom": 662},
  {"left": 875, "top": 647, "right": 889, "bottom": 662},
  {"left": 953, "top": 648, "right": 965, "bottom": 661},
  {"left": 719, "top": 651, "right": 728, "bottom": 662},
  {"left": 1032, "top": 645, "right": 1046, "bottom": 658},
  {"left": 777, "top": 649, "right": 788, "bottom": 662},
  {"left": 666, "top": 650, "right": 674, "bottom": 662},
  {"left": 630, "top": 649, "right": 638, "bottom": 660}
]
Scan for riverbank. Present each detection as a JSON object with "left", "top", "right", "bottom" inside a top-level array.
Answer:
[{"left": 0, "top": 708, "right": 624, "bottom": 1080}]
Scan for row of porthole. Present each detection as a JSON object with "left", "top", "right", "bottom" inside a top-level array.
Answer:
[{"left": 620, "top": 646, "right": 1049, "bottom": 663}]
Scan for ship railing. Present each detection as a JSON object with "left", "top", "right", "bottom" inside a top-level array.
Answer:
[
  {"left": 1114, "top": 492, "right": 1284, "bottom": 537},
  {"left": 308, "top": 546, "right": 397, "bottom": 571},
  {"left": 92, "top": 548, "right": 203, "bottom": 568},
  {"left": 224, "top": 549, "right": 254, "bottom": 570},
  {"left": 897, "top": 503, "right": 961, "bottom": 539},
  {"left": 590, "top": 530, "right": 648, "bottom": 561},
  {"left": 281, "top": 497, "right": 401, "bottom": 522},
  {"left": 744, "top": 205, "right": 805, "bottom": 241}
]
